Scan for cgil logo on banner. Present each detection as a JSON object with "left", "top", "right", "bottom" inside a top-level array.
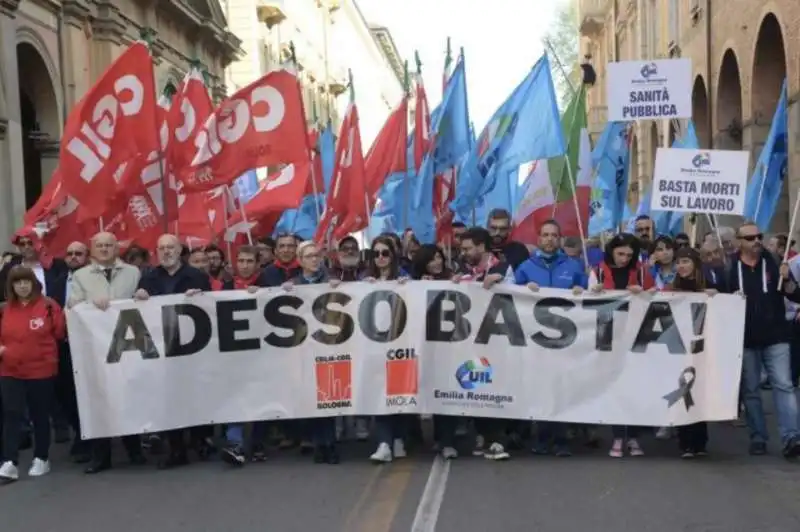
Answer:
[{"left": 385, "top": 348, "right": 418, "bottom": 407}]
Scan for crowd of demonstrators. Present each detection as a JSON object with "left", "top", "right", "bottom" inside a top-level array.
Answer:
[{"left": 4, "top": 211, "right": 800, "bottom": 485}]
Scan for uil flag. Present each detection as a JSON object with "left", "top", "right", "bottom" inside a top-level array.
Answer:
[
  {"left": 451, "top": 54, "right": 565, "bottom": 220},
  {"left": 181, "top": 68, "right": 310, "bottom": 192},
  {"left": 59, "top": 42, "right": 159, "bottom": 219}
]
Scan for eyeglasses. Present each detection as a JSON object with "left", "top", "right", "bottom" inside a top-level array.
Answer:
[
  {"left": 17, "top": 240, "right": 32, "bottom": 247},
  {"left": 374, "top": 249, "right": 392, "bottom": 258},
  {"left": 301, "top": 253, "right": 321, "bottom": 260},
  {"left": 66, "top": 251, "right": 85, "bottom": 257},
  {"left": 740, "top": 233, "right": 763, "bottom": 242},
  {"left": 339, "top": 246, "right": 358, "bottom": 253}
]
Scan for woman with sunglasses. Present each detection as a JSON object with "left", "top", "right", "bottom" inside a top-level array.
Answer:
[
  {"left": 665, "top": 247, "right": 718, "bottom": 458},
  {"left": 363, "top": 237, "right": 411, "bottom": 462},
  {"left": 281, "top": 241, "right": 343, "bottom": 464},
  {"left": 589, "top": 233, "right": 654, "bottom": 458}
]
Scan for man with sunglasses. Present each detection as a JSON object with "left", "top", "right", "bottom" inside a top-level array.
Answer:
[
  {"left": 726, "top": 222, "right": 800, "bottom": 458},
  {"left": 0, "top": 233, "right": 65, "bottom": 302},
  {"left": 50, "top": 241, "right": 90, "bottom": 460}
]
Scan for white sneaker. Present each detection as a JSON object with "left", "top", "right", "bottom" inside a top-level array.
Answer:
[
  {"left": 484, "top": 442, "right": 510, "bottom": 461},
  {"left": 28, "top": 458, "right": 50, "bottom": 477},
  {"left": 442, "top": 446, "right": 458, "bottom": 460},
  {"left": 355, "top": 418, "right": 370, "bottom": 441},
  {"left": 0, "top": 461, "right": 18, "bottom": 482},
  {"left": 655, "top": 427, "right": 672, "bottom": 440},
  {"left": 370, "top": 442, "right": 392, "bottom": 462},
  {"left": 392, "top": 438, "right": 407, "bottom": 458}
]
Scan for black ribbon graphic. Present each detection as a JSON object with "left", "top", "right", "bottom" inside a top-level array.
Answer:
[{"left": 663, "top": 367, "right": 696, "bottom": 411}]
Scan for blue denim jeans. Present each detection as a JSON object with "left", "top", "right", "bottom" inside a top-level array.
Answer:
[
  {"left": 225, "top": 422, "right": 268, "bottom": 447},
  {"left": 742, "top": 343, "right": 800, "bottom": 445},
  {"left": 375, "top": 415, "right": 408, "bottom": 446}
]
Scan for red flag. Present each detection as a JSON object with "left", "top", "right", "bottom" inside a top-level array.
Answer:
[
  {"left": 315, "top": 103, "right": 367, "bottom": 242},
  {"left": 304, "top": 126, "right": 325, "bottom": 196},
  {"left": 413, "top": 75, "right": 431, "bottom": 171},
  {"left": 364, "top": 97, "right": 409, "bottom": 206},
  {"left": 220, "top": 162, "right": 310, "bottom": 241},
  {"left": 181, "top": 68, "right": 310, "bottom": 192},
  {"left": 59, "top": 43, "right": 159, "bottom": 218}
]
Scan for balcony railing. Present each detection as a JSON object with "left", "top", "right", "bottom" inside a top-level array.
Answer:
[{"left": 578, "top": 0, "right": 609, "bottom": 37}]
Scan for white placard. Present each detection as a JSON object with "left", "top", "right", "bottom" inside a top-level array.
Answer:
[
  {"left": 66, "top": 283, "right": 745, "bottom": 439},
  {"left": 651, "top": 147, "right": 750, "bottom": 216},
  {"left": 606, "top": 58, "right": 692, "bottom": 121}
]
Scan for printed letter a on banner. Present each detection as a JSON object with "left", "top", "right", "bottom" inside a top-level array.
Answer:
[{"left": 106, "top": 308, "right": 161, "bottom": 363}]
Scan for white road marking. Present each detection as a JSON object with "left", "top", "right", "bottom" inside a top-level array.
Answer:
[{"left": 410, "top": 456, "right": 451, "bottom": 532}]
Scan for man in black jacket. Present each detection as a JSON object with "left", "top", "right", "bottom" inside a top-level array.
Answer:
[
  {"left": 486, "top": 209, "right": 530, "bottom": 271},
  {"left": 726, "top": 222, "right": 800, "bottom": 457},
  {"left": 135, "top": 234, "right": 212, "bottom": 469}
]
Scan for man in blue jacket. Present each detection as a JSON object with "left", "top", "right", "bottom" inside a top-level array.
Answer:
[{"left": 514, "top": 219, "right": 587, "bottom": 457}]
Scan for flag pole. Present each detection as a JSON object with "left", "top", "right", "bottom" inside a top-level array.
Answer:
[
  {"left": 544, "top": 39, "right": 589, "bottom": 260},
  {"left": 230, "top": 186, "right": 253, "bottom": 245},
  {"left": 402, "top": 60, "right": 411, "bottom": 232},
  {"left": 141, "top": 28, "right": 171, "bottom": 234}
]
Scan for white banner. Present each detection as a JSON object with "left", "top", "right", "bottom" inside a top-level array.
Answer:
[
  {"left": 651, "top": 147, "right": 750, "bottom": 216},
  {"left": 66, "top": 283, "right": 745, "bottom": 439},
  {"left": 606, "top": 58, "right": 692, "bottom": 121}
]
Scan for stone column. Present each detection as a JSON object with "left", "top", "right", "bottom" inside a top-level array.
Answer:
[
  {"left": 0, "top": 1, "right": 29, "bottom": 243},
  {"left": 61, "top": 0, "right": 92, "bottom": 105},
  {"left": 89, "top": 2, "right": 126, "bottom": 78}
]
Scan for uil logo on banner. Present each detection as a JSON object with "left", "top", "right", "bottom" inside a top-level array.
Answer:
[
  {"left": 385, "top": 348, "right": 418, "bottom": 407},
  {"left": 315, "top": 354, "right": 352, "bottom": 409},
  {"left": 455, "top": 357, "right": 493, "bottom": 390}
]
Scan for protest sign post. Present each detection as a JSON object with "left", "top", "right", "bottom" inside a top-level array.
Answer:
[
  {"left": 606, "top": 58, "right": 692, "bottom": 122},
  {"left": 650, "top": 148, "right": 749, "bottom": 217}
]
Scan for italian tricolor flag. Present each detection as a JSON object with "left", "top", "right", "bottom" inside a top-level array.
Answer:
[{"left": 512, "top": 85, "right": 591, "bottom": 244}]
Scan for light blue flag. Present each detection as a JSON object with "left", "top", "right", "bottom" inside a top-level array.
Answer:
[
  {"left": 411, "top": 58, "right": 471, "bottom": 210},
  {"left": 744, "top": 79, "right": 788, "bottom": 231},
  {"left": 319, "top": 126, "right": 336, "bottom": 191},
  {"left": 626, "top": 186, "right": 651, "bottom": 231},
  {"left": 588, "top": 122, "right": 630, "bottom": 236},
  {"left": 451, "top": 54, "right": 565, "bottom": 220},
  {"left": 651, "top": 121, "right": 699, "bottom": 235},
  {"left": 233, "top": 170, "right": 259, "bottom": 204}
]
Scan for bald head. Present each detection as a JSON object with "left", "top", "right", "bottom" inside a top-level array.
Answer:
[
  {"left": 65, "top": 240, "right": 88, "bottom": 270},
  {"left": 90, "top": 232, "right": 118, "bottom": 265},
  {"left": 156, "top": 233, "right": 182, "bottom": 271}
]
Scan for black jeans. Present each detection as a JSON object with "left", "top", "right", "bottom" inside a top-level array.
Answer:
[
  {"left": 678, "top": 423, "right": 708, "bottom": 452},
  {"left": 474, "top": 417, "right": 509, "bottom": 446},
  {"left": 91, "top": 435, "right": 143, "bottom": 463},
  {"left": 0, "top": 377, "right": 54, "bottom": 464},
  {"left": 536, "top": 421, "right": 569, "bottom": 448},
  {"left": 55, "top": 343, "right": 81, "bottom": 441}
]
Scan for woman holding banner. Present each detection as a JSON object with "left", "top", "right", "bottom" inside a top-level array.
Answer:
[
  {"left": 363, "top": 237, "right": 410, "bottom": 463},
  {"left": 667, "top": 247, "right": 717, "bottom": 458},
  {"left": 283, "top": 241, "right": 342, "bottom": 465},
  {"left": 589, "top": 233, "right": 654, "bottom": 458}
]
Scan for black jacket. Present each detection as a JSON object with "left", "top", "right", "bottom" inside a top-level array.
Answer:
[
  {"left": 137, "top": 264, "right": 211, "bottom": 296},
  {"left": 492, "top": 240, "right": 530, "bottom": 271},
  {"left": 725, "top": 251, "right": 800, "bottom": 348}
]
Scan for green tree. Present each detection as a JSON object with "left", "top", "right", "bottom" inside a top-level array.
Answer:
[{"left": 543, "top": 0, "right": 581, "bottom": 111}]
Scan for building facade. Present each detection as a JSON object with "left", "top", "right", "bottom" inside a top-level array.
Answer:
[
  {"left": 221, "top": 0, "right": 404, "bottom": 161},
  {"left": 0, "top": 0, "right": 239, "bottom": 246},
  {"left": 579, "top": 0, "right": 800, "bottom": 233}
]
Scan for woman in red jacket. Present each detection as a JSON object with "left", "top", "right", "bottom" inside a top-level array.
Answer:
[
  {"left": 588, "top": 233, "right": 655, "bottom": 458},
  {"left": 0, "top": 266, "right": 66, "bottom": 484}
]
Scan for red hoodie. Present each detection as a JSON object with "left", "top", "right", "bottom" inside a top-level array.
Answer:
[
  {"left": 0, "top": 296, "right": 66, "bottom": 379},
  {"left": 594, "top": 261, "right": 655, "bottom": 290}
]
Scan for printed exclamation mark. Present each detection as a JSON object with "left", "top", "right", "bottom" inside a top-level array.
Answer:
[{"left": 690, "top": 302, "right": 707, "bottom": 354}]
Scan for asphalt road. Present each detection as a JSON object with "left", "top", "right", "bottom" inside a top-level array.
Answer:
[{"left": 2, "top": 404, "right": 800, "bottom": 532}]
